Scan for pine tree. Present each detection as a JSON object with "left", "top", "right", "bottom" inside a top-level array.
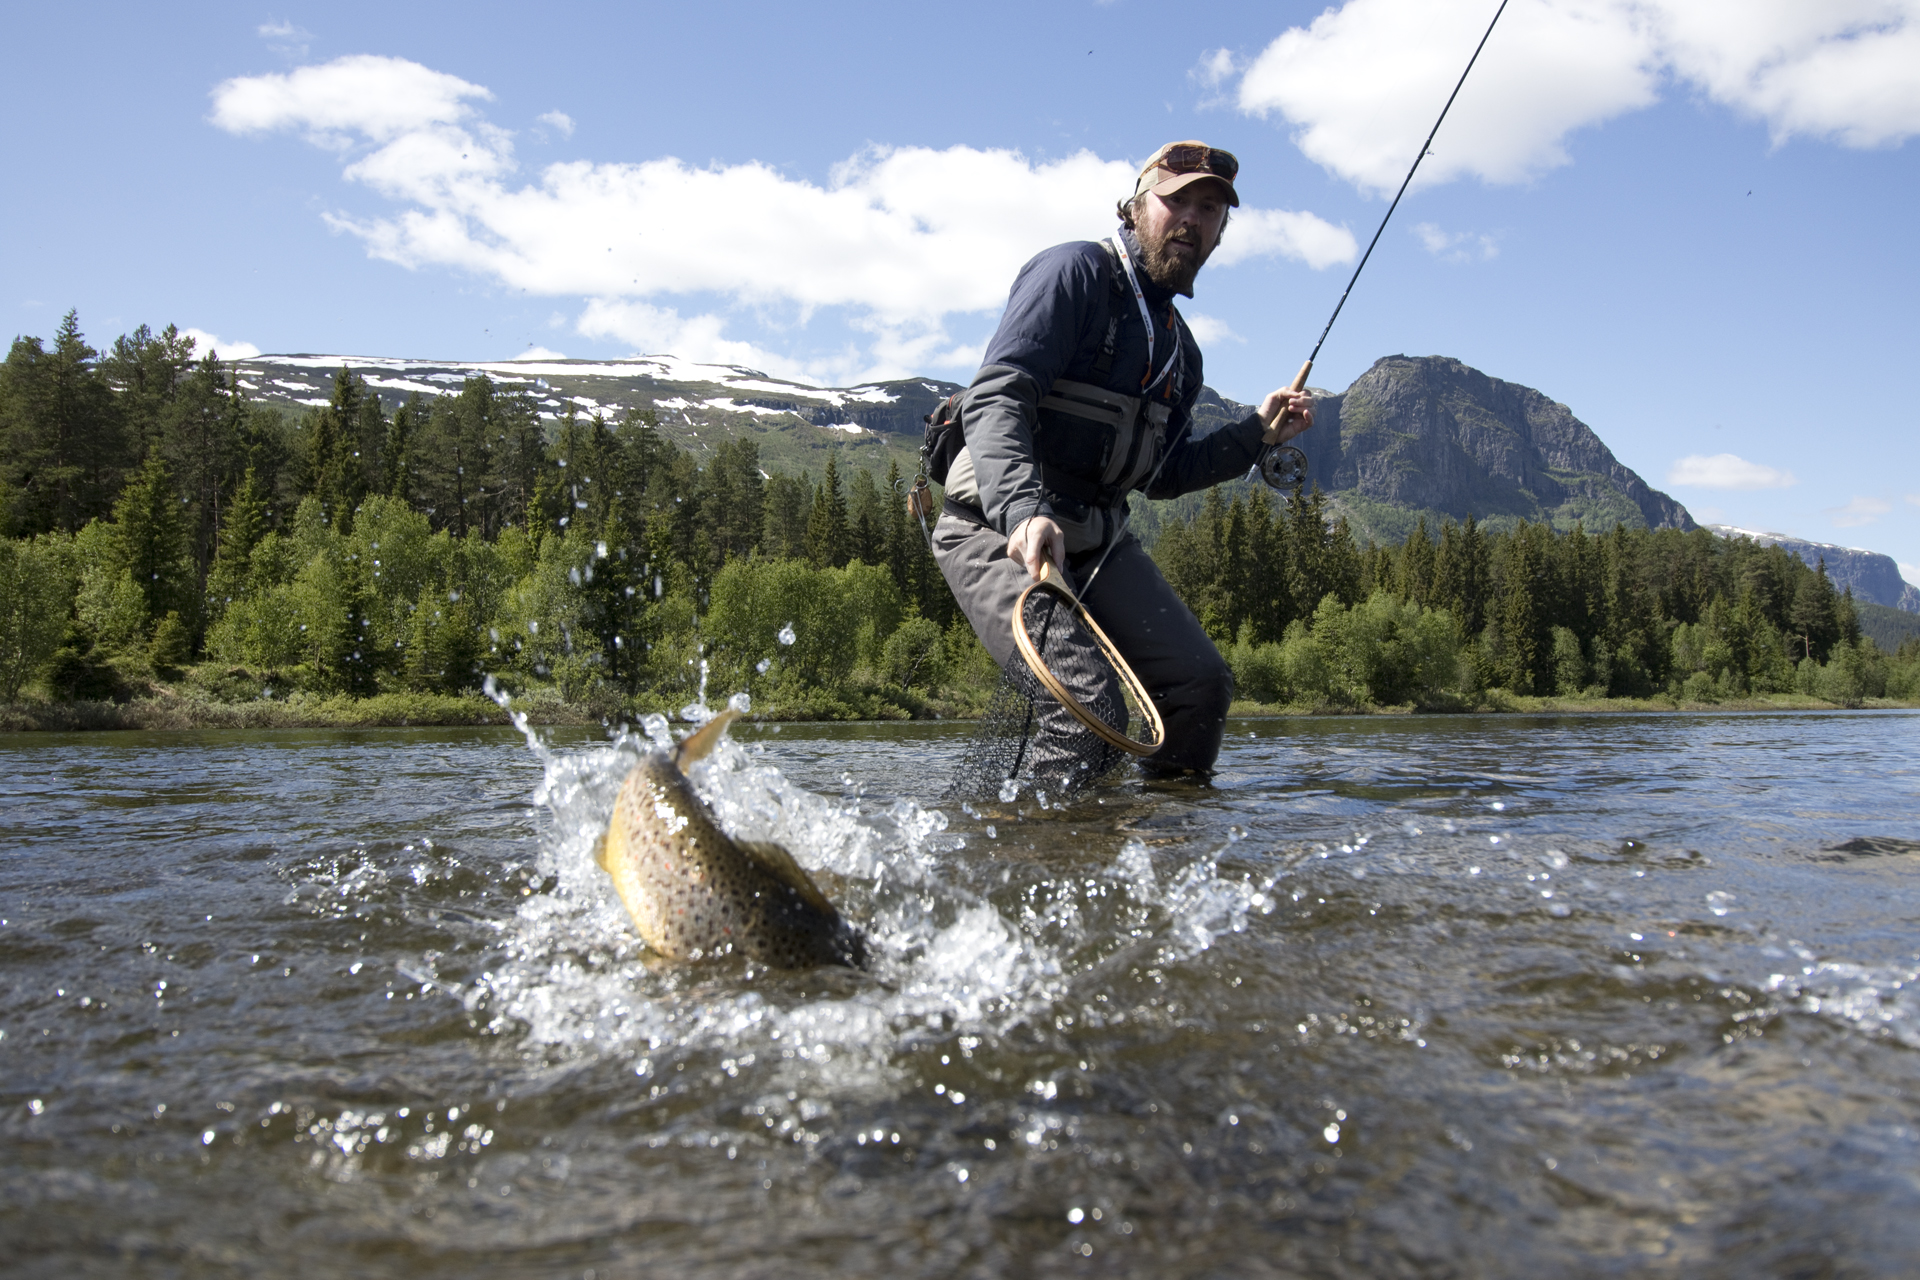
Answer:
[
  {"left": 805, "top": 453, "right": 849, "bottom": 568},
  {"left": 763, "top": 472, "right": 809, "bottom": 560},
  {"left": 112, "top": 452, "right": 193, "bottom": 641},
  {"left": 883, "top": 457, "right": 914, "bottom": 596},
  {"left": 0, "top": 314, "right": 125, "bottom": 533},
  {"left": 847, "top": 466, "right": 883, "bottom": 566},
  {"left": 206, "top": 466, "right": 268, "bottom": 622},
  {"left": 382, "top": 394, "right": 424, "bottom": 502},
  {"left": 104, "top": 323, "right": 196, "bottom": 462},
  {"left": 1397, "top": 516, "right": 1436, "bottom": 608},
  {"left": 1498, "top": 522, "right": 1547, "bottom": 693},
  {"left": 1789, "top": 557, "right": 1839, "bottom": 661}
]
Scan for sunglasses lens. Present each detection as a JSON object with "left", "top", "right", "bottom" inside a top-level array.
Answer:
[{"left": 1159, "top": 144, "right": 1237, "bottom": 183}]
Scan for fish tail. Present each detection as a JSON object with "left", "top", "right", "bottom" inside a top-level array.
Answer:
[{"left": 674, "top": 709, "right": 742, "bottom": 771}]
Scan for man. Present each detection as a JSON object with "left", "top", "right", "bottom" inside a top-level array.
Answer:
[{"left": 933, "top": 141, "right": 1315, "bottom": 776}]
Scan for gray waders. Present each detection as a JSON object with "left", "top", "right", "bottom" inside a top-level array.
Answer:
[{"left": 931, "top": 508, "right": 1233, "bottom": 776}]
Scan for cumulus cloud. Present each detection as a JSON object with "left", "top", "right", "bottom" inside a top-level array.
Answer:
[
  {"left": 211, "top": 54, "right": 493, "bottom": 148},
  {"left": 1183, "top": 313, "right": 1243, "bottom": 345},
  {"left": 1414, "top": 221, "right": 1499, "bottom": 261},
  {"left": 1235, "top": 0, "right": 1920, "bottom": 194},
  {"left": 1211, "top": 208, "right": 1357, "bottom": 270},
  {"left": 1666, "top": 453, "right": 1798, "bottom": 489},
  {"left": 536, "top": 110, "right": 574, "bottom": 138},
  {"left": 1829, "top": 495, "right": 1892, "bottom": 527},
  {"left": 179, "top": 328, "right": 262, "bottom": 360},
  {"left": 1901, "top": 561, "right": 1920, "bottom": 586},
  {"left": 208, "top": 54, "right": 1352, "bottom": 382},
  {"left": 1193, "top": 48, "right": 1240, "bottom": 89},
  {"left": 511, "top": 345, "right": 568, "bottom": 361}
]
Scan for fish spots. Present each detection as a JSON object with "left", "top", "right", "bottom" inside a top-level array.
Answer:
[{"left": 596, "top": 748, "right": 865, "bottom": 968}]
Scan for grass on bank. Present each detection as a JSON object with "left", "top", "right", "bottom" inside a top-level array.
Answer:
[{"left": 3, "top": 660, "right": 1912, "bottom": 733}]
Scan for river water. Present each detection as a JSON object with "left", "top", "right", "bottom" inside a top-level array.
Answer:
[{"left": 3, "top": 710, "right": 1918, "bottom": 1278}]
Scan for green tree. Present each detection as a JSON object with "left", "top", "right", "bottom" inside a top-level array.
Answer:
[
  {"left": 1788, "top": 558, "right": 1839, "bottom": 662},
  {"left": 0, "top": 313, "right": 126, "bottom": 534},
  {"left": 112, "top": 453, "right": 194, "bottom": 639},
  {"left": 0, "top": 538, "right": 74, "bottom": 699},
  {"left": 763, "top": 472, "right": 810, "bottom": 560},
  {"left": 206, "top": 466, "right": 269, "bottom": 622},
  {"left": 805, "top": 453, "right": 850, "bottom": 568}
]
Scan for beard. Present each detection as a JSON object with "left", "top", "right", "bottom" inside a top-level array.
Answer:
[{"left": 1136, "top": 222, "right": 1212, "bottom": 297}]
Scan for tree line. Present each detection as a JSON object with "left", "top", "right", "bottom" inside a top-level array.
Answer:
[
  {"left": 0, "top": 312, "right": 1913, "bottom": 714},
  {"left": 0, "top": 314, "right": 972, "bottom": 713},
  {"left": 1152, "top": 486, "right": 1919, "bottom": 708}
]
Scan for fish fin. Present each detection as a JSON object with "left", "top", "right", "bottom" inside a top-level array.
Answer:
[
  {"left": 592, "top": 831, "right": 610, "bottom": 871},
  {"left": 737, "top": 840, "right": 837, "bottom": 916},
  {"left": 673, "top": 709, "right": 742, "bottom": 772}
]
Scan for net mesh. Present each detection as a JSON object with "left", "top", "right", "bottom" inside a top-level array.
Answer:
[{"left": 947, "top": 586, "right": 1145, "bottom": 801}]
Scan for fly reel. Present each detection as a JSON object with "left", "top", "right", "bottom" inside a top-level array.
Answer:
[{"left": 1257, "top": 442, "right": 1308, "bottom": 491}]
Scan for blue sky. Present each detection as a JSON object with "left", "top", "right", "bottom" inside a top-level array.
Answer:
[{"left": 5, "top": 1, "right": 1917, "bottom": 580}]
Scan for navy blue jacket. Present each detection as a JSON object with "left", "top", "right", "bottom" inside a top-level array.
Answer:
[{"left": 962, "top": 226, "right": 1268, "bottom": 535}]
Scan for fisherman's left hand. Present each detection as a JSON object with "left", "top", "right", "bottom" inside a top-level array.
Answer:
[{"left": 1259, "top": 389, "right": 1315, "bottom": 444}]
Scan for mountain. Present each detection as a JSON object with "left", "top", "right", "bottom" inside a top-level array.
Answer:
[
  {"left": 1705, "top": 524, "right": 1920, "bottom": 613},
  {"left": 1289, "top": 355, "right": 1695, "bottom": 544},
  {"left": 238, "top": 352, "right": 1692, "bottom": 547},
  {"left": 234, "top": 352, "right": 958, "bottom": 481}
]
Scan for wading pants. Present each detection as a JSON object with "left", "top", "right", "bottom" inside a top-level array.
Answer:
[{"left": 931, "top": 511, "right": 1234, "bottom": 774}]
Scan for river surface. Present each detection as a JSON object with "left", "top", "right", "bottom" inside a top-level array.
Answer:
[{"left": 3, "top": 710, "right": 1919, "bottom": 1278}]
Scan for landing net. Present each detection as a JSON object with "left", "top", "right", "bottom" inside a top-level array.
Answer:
[{"left": 948, "top": 565, "right": 1162, "bottom": 801}]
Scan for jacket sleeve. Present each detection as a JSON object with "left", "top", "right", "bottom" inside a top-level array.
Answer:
[
  {"left": 1145, "top": 413, "right": 1268, "bottom": 498},
  {"left": 962, "top": 244, "right": 1107, "bottom": 534},
  {"left": 1142, "top": 310, "right": 1267, "bottom": 498}
]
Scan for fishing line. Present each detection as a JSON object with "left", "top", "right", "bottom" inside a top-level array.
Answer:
[{"left": 1257, "top": 0, "right": 1510, "bottom": 486}]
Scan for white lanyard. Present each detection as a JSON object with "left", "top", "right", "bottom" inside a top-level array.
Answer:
[{"left": 1110, "top": 234, "right": 1179, "bottom": 397}]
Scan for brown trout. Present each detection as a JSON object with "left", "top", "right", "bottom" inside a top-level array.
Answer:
[{"left": 594, "top": 710, "right": 866, "bottom": 968}]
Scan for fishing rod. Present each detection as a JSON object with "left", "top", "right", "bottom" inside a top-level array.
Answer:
[
  {"left": 1082, "top": 0, "right": 1510, "bottom": 597},
  {"left": 1258, "top": 0, "right": 1510, "bottom": 491}
]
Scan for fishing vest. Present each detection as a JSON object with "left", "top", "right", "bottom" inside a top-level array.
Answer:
[{"left": 937, "top": 238, "right": 1184, "bottom": 548}]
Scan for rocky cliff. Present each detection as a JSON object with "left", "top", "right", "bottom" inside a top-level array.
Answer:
[
  {"left": 1294, "top": 355, "right": 1694, "bottom": 544},
  {"left": 1706, "top": 525, "right": 1920, "bottom": 612}
]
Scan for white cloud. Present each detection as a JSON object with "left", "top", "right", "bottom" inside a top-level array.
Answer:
[
  {"left": 536, "top": 110, "right": 574, "bottom": 138},
  {"left": 210, "top": 54, "right": 492, "bottom": 148},
  {"left": 257, "top": 21, "right": 312, "bottom": 58},
  {"left": 1666, "top": 453, "right": 1798, "bottom": 489},
  {"left": 1907, "top": 493, "right": 1920, "bottom": 506},
  {"left": 209, "top": 54, "right": 1352, "bottom": 382},
  {"left": 1829, "top": 495, "right": 1892, "bottom": 527},
  {"left": 1901, "top": 561, "right": 1920, "bottom": 586},
  {"left": 1234, "top": 0, "right": 1920, "bottom": 195},
  {"left": 179, "top": 328, "right": 262, "bottom": 360},
  {"left": 1183, "top": 313, "right": 1243, "bottom": 345},
  {"left": 1211, "top": 208, "right": 1357, "bottom": 270},
  {"left": 1414, "top": 221, "right": 1499, "bottom": 261},
  {"left": 1191, "top": 48, "right": 1241, "bottom": 95},
  {"left": 511, "top": 345, "right": 568, "bottom": 361}
]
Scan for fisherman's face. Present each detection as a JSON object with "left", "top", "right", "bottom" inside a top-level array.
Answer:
[{"left": 1135, "top": 183, "right": 1229, "bottom": 297}]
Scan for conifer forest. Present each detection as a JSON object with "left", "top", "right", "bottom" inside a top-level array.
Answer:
[{"left": 2, "top": 315, "right": 1914, "bottom": 724}]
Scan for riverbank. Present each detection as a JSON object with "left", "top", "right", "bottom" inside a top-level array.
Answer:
[{"left": 3, "top": 685, "right": 1912, "bottom": 731}]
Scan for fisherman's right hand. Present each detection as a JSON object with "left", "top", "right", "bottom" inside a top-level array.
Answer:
[
  {"left": 1259, "top": 389, "right": 1315, "bottom": 444},
  {"left": 1007, "top": 516, "right": 1066, "bottom": 582}
]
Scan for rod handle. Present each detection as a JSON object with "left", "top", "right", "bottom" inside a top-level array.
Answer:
[{"left": 1266, "top": 358, "right": 1314, "bottom": 441}]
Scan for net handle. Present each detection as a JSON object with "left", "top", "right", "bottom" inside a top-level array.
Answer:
[{"left": 1012, "top": 562, "right": 1166, "bottom": 757}]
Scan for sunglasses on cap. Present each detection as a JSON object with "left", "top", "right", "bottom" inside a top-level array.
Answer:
[{"left": 1153, "top": 143, "right": 1239, "bottom": 184}]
